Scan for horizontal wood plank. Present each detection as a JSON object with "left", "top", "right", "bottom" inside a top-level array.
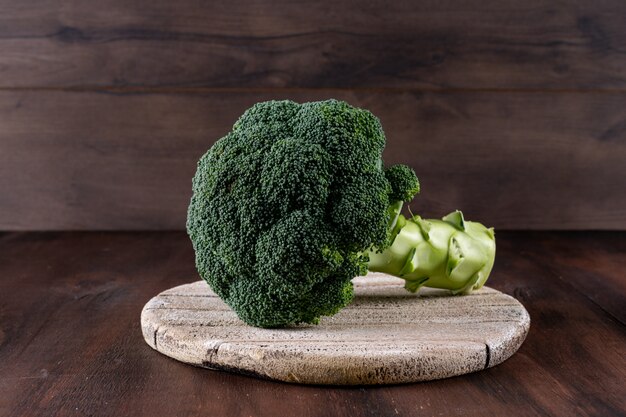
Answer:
[
  {"left": 1, "top": 90, "right": 624, "bottom": 230},
  {"left": 0, "top": 232, "right": 624, "bottom": 416},
  {"left": 0, "top": 0, "right": 625, "bottom": 89}
]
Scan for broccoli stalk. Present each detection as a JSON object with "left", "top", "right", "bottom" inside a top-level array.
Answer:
[{"left": 367, "top": 203, "right": 496, "bottom": 294}]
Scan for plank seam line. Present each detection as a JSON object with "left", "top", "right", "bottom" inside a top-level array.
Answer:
[
  {"left": 160, "top": 293, "right": 219, "bottom": 298},
  {"left": 484, "top": 344, "right": 491, "bottom": 369},
  {"left": 160, "top": 319, "right": 521, "bottom": 327},
  {"left": 147, "top": 305, "right": 520, "bottom": 311},
  {"left": 1, "top": 86, "right": 626, "bottom": 94},
  {"left": 206, "top": 340, "right": 225, "bottom": 363},
  {"left": 153, "top": 325, "right": 160, "bottom": 350},
  {"left": 165, "top": 338, "right": 493, "bottom": 344}
]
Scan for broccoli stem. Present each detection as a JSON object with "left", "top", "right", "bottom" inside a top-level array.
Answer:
[{"left": 367, "top": 203, "right": 496, "bottom": 294}]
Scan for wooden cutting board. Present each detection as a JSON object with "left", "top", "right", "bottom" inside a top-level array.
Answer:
[{"left": 141, "top": 273, "right": 529, "bottom": 385}]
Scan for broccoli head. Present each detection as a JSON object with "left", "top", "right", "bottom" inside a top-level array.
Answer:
[{"left": 187, "top": 99, "right": 419, "bottom": 327}]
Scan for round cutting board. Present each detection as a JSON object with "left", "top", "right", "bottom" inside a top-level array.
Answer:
[{"left": 141, "top": 273, "right": 529, "bottom": 385}]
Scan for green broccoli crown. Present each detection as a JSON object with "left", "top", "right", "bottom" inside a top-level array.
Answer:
[{"left": 187, "top": 99, "right": 419, "bottom": 327}]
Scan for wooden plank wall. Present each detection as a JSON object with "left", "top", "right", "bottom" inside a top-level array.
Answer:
[{"left": 0, "top": 0, "right": 624, "bottom": 230}]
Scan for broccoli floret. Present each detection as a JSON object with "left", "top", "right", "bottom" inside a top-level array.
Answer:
[
  {"left": 187, "top": 99, "right": 419, "bottom": 327},
  {"left": 385, "top": 165, "right": 420, "bottom": 202}
]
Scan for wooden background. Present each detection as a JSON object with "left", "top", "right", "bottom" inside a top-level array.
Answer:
[{"left": 0, "top": 0, "right": 625, "bottom": 230}]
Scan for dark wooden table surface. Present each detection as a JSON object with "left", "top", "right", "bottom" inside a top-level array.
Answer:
[{"left": 0, "top": 231, "right": 624, "bottom": 417}]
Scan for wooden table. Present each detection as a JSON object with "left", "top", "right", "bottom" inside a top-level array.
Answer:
[{"left": 0, "top": 232, "right": 624, "bottom": 417}]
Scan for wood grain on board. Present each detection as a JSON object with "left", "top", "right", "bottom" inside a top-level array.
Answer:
[
  {"left": 1, "top": 90, "right": 624, "bottom": 230},
  {"left": 0, "top": 231, "right": 624, "bottom": 416}
]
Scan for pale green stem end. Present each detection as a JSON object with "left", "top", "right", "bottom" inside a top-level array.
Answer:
[{"left": 367, "top": 204, "right": 496, "bottom": 294}]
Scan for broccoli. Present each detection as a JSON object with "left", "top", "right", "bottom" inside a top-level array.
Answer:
[{"left": 187, "top": 99, "right": 495, "bottom": 328}]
